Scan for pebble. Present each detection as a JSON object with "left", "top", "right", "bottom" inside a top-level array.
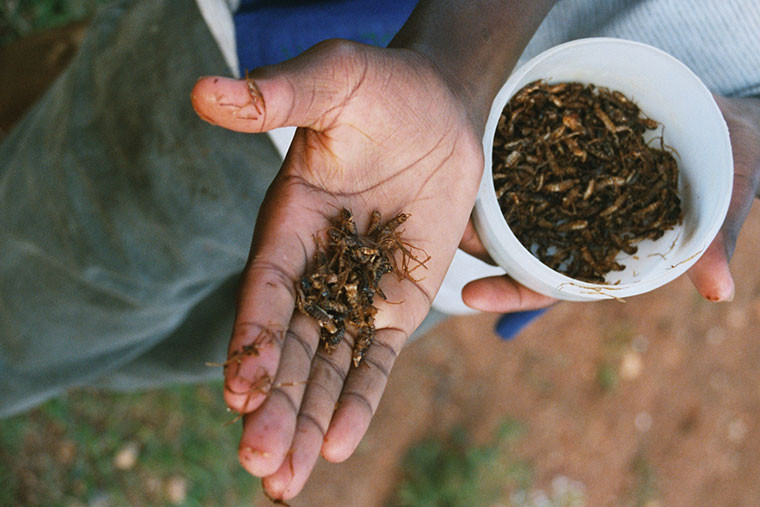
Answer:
[
  {"left": 726, "top": 307, "right": 747, "bottom": 329},
  {"left": 57, "top": 439, "right": 77, "bottom": 465},
  {"left": 728, "top": 418, "right": 748, "bottom": 443},
  {"left": 113, "top": 442, "right": 139, "bottom": 471},
  {"left": 88, "top": 493, "right": 110, "bottom": 507},
  {"left": 631, "top": 335, "right": 649, "bottom": 353},
  {"left": 706, "top": 327, "right": 726, "bottom": 346},
  {"left": 620, "top": 351, "right": 643, "bottom": 380},
  {"left": 635, "top": 411, "right": 653, "bottom": 432},
  {"left": 166, "top": 476, "right": 187, "bottom": 505}
]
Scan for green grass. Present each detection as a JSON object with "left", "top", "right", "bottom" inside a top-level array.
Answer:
[
  {"left": 392, "top": 420, "right": 588, "bottom": 507},
  {"left": 594, "top": 322, "right": 637, "bottom": 393},
  {"left": 0, "top": 0, "right": 109, "bottom": 46},
  {"left": 596, "top": 361, "right": 619, "bottom": 392},
  {"left": 630, "top": 451, "right": 660, "bottom": 507},
  {"left": 392, "top": 420, "right": 533, "bottom": 507},
  {"left": 0, "top": 382, "right": 262, "bottom": 506}
]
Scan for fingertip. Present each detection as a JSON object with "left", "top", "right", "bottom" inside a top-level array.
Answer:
[
  {"left": 223, "top": 379, "right": 267, "bottom": 414},
  {"left": 190, "top": 76, "right": 224, "bottom": 115},
  {"left": 222, "top": 352, "right": 280, "bottom": 414},
  {"left": 190, "top": 78, "right": 218, "bottom": 125},
  {"left": 687, "top": 237, "right": 736, "bottom": 302},
  {"left": 237, "top": 393, "right": 299, "bottom": 476},
  {"left": 460, "top": 278, "right": 494, "bottom": 312},
  {"left": 261, "top": 462, "right": 295, "bottom": 501},
  {"left": 238, "top": 445, "right": 278, "bottom": 477},
  {"left": 461, "top": 276, "right": 556, "bottom": 313},
  {"left": 693, "top": 268, "right": 735, "bottom": 303},
  {"left": 190, "top": 76, "right": 264, "bottom": 132},
  {"left": 321, "top": 419, "right": 364, "bottom": 463},
  {"left": 320, "top": 437, "right": 351, "bottom": 463}
]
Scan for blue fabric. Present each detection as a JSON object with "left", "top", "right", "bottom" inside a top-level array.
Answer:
[
  {"left": 234, "top": 0, "right": 416, "bottom": 74},
  {"left": 495, "top": 309, "right": 549, "bottom": 341}
]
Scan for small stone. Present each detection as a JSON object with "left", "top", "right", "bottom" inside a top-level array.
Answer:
[
  {"left": 113, "top": 442, "right": 139, "bottom": 470},
  {"left": 706, "top": 327, "right": 726, "bottom": 346},
  {"left": 726, "top": 307, "right": 747, "bottom": 329},
  {"left": 631, "top": 335, "right": 649, "bottom": 353},
  {"left": 728, "top": 418, "right": 748, "bottom": 443},
  {"left": 145, "top": 477, "right": 162, "bottom": 496},
  {"left": 165, "top": 476, "right": 187, "bottom": 505},
  {"left": 635, "top": 411, "right": 653, "bottom": 432},
  {"left": 619, "top": 351, "right": 643, "bottom": 380},
  {"left": 58, "top": 439, "right": 77, "bottom": 465},
  {"left": 88, "top": 493, "right": 110, "bottom": 507}
]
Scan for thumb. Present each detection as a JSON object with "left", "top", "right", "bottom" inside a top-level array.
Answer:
[{"left": 191, "top": 40, "right": 365, "bottom": 133}]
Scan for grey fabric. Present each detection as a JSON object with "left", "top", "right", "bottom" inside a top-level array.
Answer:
[
  {"left": 526, "top": 0, "right": 760, "bottom": 99},
  {"left": 0, "top": 0, "right": 282, "bottom": 416}
]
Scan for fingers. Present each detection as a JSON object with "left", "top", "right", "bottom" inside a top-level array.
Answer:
[
  {"left": 224, "top": 203, "right": 310, "bottom": 414},
  {"left": 322, "top": 327, "right": 406, "bottom": 462},
  {"left": 260, "top": 327, "right": 406, "bottom": 500},
  {"left": 254, "top": 327, "right": 355, "bottom": 497},
  {"left": 459, "top": 218, "right": 557, "bottom": 311},
  {"left": 191, "top": 40, "right": 368, "bottom": 133},
  {"left": 458, "top": 218, "right": 495, "bottom": 264},
  {"left": 461, "top": 274, "right": 556, "bottom": 313},
  {"left": 687, "top": 232, "right": 735, "bottom": 302},
  {"left": 258, "top": 334, "right": 353, "bottom": 498},
  {"left": 686, "top": 95, "right": 760, "bottom": 302},
  {"left": 237, "top": 313, "right": 319, "bottom": 476},
  {"left": 224, "top": 253, "right": 301, "bottom": 413}
]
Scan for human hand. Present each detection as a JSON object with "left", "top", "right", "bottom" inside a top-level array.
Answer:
[
  {"left": 191, "top": 40, "right": 484, "bottom": 500},
  {"left": 457, "top": 220, "right": 557, "bottom": 313},
  {"left": 687, "top": 95, "right": 760, "bottom": 301},
  {"left": 458, "top": 94, "right": 760, "bottom": 310}
]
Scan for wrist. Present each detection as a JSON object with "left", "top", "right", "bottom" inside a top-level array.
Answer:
[{"left": 389, "top": 0, "right": 555, "bottom": 130}]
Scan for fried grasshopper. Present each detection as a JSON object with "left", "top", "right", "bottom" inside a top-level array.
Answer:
[
  {"left": 493, "top": 80, "right": 682, "bottom": 283},
  {"left": 296, "top": 209, "right": 428, "bottom": 367}
]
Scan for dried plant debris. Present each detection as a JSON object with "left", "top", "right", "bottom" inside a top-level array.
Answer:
[
  {"left": 493, "top": 80, "right": 683, "bottom": 283},
  {"left": 296, "top": 209, "right": 429, "bottom": 367}
]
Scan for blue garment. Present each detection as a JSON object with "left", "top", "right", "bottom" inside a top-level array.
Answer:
[
  {"left": 495, "top": 309, "right": 549, "bottom": 341},
  {"left": 234, "top": 0, "right": 416, "bottom": 73}
]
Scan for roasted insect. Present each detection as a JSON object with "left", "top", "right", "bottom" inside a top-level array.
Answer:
[
  {"left": 296, "top": 209, "right": 428, "bottom": 366},
  {"left": 493, "top": 80, "right": 682, "bottom": 283}
]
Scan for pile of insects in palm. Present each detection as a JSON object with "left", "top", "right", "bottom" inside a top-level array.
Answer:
[
  {"left": 296, "top": 209, "right": 428, "bottom": 367},
  {"left": 493, "top": 80, "right": 683, "bottom": 283}
]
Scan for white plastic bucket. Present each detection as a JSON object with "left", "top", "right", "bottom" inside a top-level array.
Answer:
[{"left": 473, "top": 38, "right": 733, "bottom": 301}]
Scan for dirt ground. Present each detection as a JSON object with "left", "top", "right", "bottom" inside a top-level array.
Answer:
[
  {"left": 4, "top": 22, "right": 759, "bottom": 507},
  {"left": 286, "top": 200, "right": 760, "bottom": 507}
]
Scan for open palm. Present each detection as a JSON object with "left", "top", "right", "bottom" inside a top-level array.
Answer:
[{"left": 192, "top": 40, "right": 484, "bottom": 499}]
